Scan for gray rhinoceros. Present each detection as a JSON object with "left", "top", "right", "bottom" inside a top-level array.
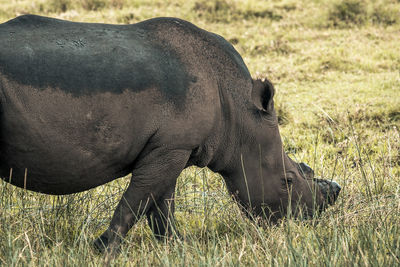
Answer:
[{"left": 0, "top": 15, "right": 340, "bottom": 252}]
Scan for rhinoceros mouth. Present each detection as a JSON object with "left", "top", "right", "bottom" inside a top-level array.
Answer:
[
  {"left": 314, "top": 178, "right": 341, "bottom": 205},
  {"left": 297, "top": 162, "right": 341, "bottom": 205}
]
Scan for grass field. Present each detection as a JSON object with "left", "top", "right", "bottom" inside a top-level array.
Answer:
[{"left": 0, "top": 0, "right": 399, "bottom": 265}]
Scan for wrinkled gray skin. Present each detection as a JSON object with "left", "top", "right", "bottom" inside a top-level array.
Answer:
[{"left": 0, "top": 15, "right": 340, "bottom": 252}]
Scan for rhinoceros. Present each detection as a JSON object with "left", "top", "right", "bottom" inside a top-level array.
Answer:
[{"left": 0, "top": 15, "right": 340, "bottom": 252}]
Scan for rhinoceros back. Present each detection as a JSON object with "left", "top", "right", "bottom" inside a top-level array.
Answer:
[{"left": 0, "top": 15, "right": 190, "bottom": 99}]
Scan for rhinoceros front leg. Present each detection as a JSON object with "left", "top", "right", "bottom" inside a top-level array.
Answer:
[
  {"left": 146, "top": 185, "right": 178, "bottom": 239},
  {"left": 94, "top": 148, "right": 190, "bottom": 253}
]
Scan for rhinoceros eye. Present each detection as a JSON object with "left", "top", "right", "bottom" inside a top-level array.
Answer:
[
  {"left": 281, "top": 172, "right": 296, "bottom": 186},
  {"left": 281, "top": 177, "right": 293, "bottom": 186}
]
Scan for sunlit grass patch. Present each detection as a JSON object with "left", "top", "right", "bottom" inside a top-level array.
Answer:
[
  {"left": 324, "top": 0, "right": 400, "bottom": 28},
  {"left": 192, "top": 0, "right": 283, "bottom": 23}
]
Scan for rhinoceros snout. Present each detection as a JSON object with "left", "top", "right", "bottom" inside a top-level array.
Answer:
[
  {"left": 314, "top": 179, "right": 341, "bottom": 205},
  {"left": 297, "top": 163, "right": 341, "bottom": 205}
]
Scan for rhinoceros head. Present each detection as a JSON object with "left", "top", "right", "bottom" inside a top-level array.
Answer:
[{"left": 219, "top": 78, "right": 341, "bottom": 222}]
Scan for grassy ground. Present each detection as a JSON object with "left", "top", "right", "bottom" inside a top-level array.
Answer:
[{"left": 0, "top": 0, "right": 399, "bottom": 265}]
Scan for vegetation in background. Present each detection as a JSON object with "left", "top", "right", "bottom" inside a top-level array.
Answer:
[
  {"left": 0, "top": 0, "right": 399, "bottom": 265},
  {"left": 326, "top": 0, "right": 400, "bottom": 27}
]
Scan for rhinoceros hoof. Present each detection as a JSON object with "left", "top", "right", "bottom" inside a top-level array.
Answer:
[{"left": 93, "top": 235, "right": 109, "bottom": 254}]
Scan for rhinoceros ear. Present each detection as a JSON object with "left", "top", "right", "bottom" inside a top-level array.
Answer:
[{"left": 251, "top": 78, "right": 275, "bottom": 112}]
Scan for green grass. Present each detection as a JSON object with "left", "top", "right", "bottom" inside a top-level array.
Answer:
[{"left": 0, "top": 0, "right": 399, "bottom": 265}]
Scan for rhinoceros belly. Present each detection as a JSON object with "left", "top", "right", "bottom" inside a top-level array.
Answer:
[{"left": 0, "top": 80, "right": 157, "bottom": 194}]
